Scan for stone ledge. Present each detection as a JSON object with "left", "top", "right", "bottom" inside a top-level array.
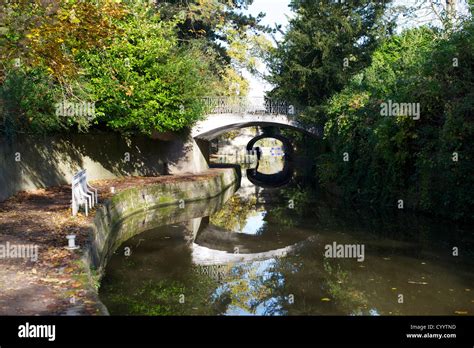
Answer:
[{"left": 81, "top": 168, "right": 240, "bottom": 314}]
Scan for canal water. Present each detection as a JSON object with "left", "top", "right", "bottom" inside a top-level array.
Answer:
[{"left": 99, "top": 150, "right": 474, "bottom": 316}]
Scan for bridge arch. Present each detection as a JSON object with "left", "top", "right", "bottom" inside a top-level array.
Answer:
[
  {"left": 246, "top": 133, "right": 293, "bottom": 157},
  {"left": 191, "top": 97, "right": 322, "bottom": 140},
  {"left": 246, "top": 164, "right": 293, "bottom": 188}
]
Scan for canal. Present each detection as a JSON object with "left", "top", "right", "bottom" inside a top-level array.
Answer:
[{"left": 99, "top": 141, "right": 474, "bottom": 316}]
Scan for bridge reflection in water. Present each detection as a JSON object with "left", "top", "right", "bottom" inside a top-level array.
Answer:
[
  {"left": 245, "top": 133, "right": 294, "bottom": 188},
  {"left": 99, "top": 131, "right": 474, "bottom": 316}
]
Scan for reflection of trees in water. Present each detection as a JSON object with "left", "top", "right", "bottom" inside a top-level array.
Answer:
[
  {"left": 211, "top": 260, "right": 282, "bottom": 315},
  {"left": 106, "top": 247, "right": 374, "bottom": 316},
  {"left": 207, "top": 183, "right": 464, "bottom": 316},
  {"left": 251, "top": 252, "right": 371, "bottom": 315},
  {"left": 102, "top": 172, "right": 473, "bottom": 315},
  {"left": 210, "top": 194, "right": 262, "bottom": 232},
  {"left": 102, "top": 272, "right": 223, "bottom": 315},
  {"left": 322, "top": 260, "right": 370, "bottom": 315},
  {"left": 265, "top": 185, "right": 315, "bottom": 228},
  {"left": 255, "top": 155, "right": 285, "bottom": 174}
]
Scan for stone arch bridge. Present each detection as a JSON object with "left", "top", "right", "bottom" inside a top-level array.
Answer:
[
  {"left": 192, "top": 97, "right": 322, "bottom": 140},
  {"left": 169, "top": 97, "right": 321, "bottom": 175}
]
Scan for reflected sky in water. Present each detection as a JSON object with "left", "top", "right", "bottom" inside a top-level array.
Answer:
[
  {"left": 100, "top": 157, "right": 474, "bottom": 316},
  {"left": 242, "top": 211, "right": 266, "bottom": 235}
]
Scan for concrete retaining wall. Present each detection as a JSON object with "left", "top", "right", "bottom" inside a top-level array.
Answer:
[
  {"left": 0, "top": 131, "right": 210, "bottom": 201},
  {"left": 85, "top": 168, "right": 240, "bottom": 274}
]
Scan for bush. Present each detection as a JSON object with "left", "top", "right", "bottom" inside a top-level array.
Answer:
[
  {"left": 77, "top": 3, "right": 221, "bottom": 135},
  {"left": 0, "top": 68, "right": 61, "bottom": 137},
  {"left": 0, "top": 1, "right": 225, "bottom": 137},
  {"left": 318, "top": 25, "right": 474, "bottom": 220}
]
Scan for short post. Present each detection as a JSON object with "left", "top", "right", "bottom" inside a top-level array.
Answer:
[{"left": 66, "top": 235, "right": 80, "bottom": 250}]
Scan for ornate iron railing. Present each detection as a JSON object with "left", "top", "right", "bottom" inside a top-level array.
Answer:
[{"left": 202, "top": 97, "right": 297, "bottom": 116}]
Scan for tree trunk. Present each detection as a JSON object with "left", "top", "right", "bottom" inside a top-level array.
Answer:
[{"left": 446, "top": 0, "right": 456, "bottom": 19}]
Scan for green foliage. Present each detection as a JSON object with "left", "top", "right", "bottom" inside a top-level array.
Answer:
[
  {"left": 0, "top": 0, "right": 249, "bottom": 136},
  {"left": 269, "top": 1, "right": 473, "bottom": 220},
  {"left": 0, "top": 0, "right": 128, "bottom": 136},
  {"left": 78, "top": 4, "right": 220, "bottom": 134},
  {"left": 319, "top": 24, "right": 474, "bottom": 220},
  {"left": 268, "top": 0, "right": 393, "bottom": 109},
  {"left": 0, "top": 68, "right": 61, "bottom": 137},
  {"left": 155, "top": 0, "right": 269, "bottom": 62},
  {"left": 155, "top": 0, "right": 273, "bottom": 95},
  {"left": 0, "top": 0, "right": 126, "bottom": 81}
]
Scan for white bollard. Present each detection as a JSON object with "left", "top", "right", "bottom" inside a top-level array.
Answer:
[
  {"left": 110, "top": 186, "right": 115, "bottom": 194},
  {"left": 66, "top": 235, "right": 80, "bottom": 250}
]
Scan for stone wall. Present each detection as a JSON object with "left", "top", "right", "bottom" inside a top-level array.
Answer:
[
  {"left": 85, "top": 168, "right": 240, "bottom": 273},
  {"left": 0, "top": 131, "right": 210, "bottom": 201}
]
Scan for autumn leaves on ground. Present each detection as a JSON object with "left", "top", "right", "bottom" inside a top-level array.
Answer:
[
  {"left": 0, "top": 185, "right": 95, "bottom": 315},
  {"left": 0, "top": 173, "right": 221, "bottom": 315}
]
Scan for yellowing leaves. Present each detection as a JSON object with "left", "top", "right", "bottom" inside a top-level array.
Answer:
[
  {"left": 7, "top": 0, "right": 126, "bottom": 80},
  {"left": 68, "top": 11, "right": 81, "bottom": 25},
  {"left": 125, "top": 87, "right": 133, "bottom": 97},
  {"left": 348, "top": 92, "right": 369, "bottom": 110}
]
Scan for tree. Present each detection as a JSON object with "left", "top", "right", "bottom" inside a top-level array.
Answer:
[
  {"left": 0, "top": 0, "right": 126, "bottom": 84},
  {"left": 78, "top": 2, "right": 222, "bottom": 135},
  {"left": 319, "top": 24, "right": 474, "bottom": 220},
  {"left": 155, "top": 0, "right": 272, "bottom": 95},
  {"left": 267, "top": 0, "right": 393, "bottom": 110},
  {"left": 0, "top": 0, "right": 235, "bottom": 136},
  {"left": 0, "top": 0, "right": 127, "bottom": 136}
]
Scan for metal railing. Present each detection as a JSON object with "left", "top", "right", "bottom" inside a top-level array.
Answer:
[{"left": 202, "top": 97, "right": 297, "bottom": 116}]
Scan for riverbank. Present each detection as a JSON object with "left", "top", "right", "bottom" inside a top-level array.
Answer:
[{"left": 0, "top": 168, "right": 239, "bottom": 315}]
